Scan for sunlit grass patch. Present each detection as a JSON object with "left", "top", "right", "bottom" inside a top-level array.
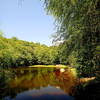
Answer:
[{"left": 29, "top": 64, "right": 68, "bottom": 68}]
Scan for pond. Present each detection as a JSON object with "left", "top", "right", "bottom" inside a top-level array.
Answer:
[{"left": 0, "top": 67, "right": 77, "bottom": 100}]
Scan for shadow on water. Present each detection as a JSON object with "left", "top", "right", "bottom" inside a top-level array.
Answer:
[
  {"left": 74, "top": 82, "right": 100, "bottom": 100},
  {"left": 0, "top": 67, "right": 76, "bottom": 100}
]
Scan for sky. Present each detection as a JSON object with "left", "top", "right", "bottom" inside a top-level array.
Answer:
[{"left": 0, "top": 0, "right": 55, "bottom": 46}]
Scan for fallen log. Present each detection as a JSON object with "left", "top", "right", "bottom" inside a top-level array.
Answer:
[{"left": 78, "top": 77, "right": 96, "bottom": 83}]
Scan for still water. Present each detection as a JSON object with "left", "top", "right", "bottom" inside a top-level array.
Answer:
[{"left": 1, "top": 67, "right": 77, "bottom": 100}]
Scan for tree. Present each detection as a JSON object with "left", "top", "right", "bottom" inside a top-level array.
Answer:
[
  {"left": 0, "top": 31, "right": 4, "bottom": 37},
  {"left": 0, "top": 36, "right": 59, "bottom": 68},
  {"left": 43, "top": 0, "right": 100, "bottom": 76}
]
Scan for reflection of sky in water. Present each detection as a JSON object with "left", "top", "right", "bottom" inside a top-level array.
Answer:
[
  {"left": 3, "top": 68, "right": 76, "bottom": 100},
  {"left": 5, "top": 86, "right": 74, "bottom": 100}
]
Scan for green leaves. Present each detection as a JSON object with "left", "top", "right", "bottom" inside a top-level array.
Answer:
[
  {"left": 43, "top": 0, "right": 100, "bottom": 76},
  {"left": 71, "top": 0, "right": 77, "bottom": 5},
  {"left": 0, "top": 31, "right": 4, "bottom": 37},
  {"left": 0, "top": 37, "right": 59, "bottom": 68}
]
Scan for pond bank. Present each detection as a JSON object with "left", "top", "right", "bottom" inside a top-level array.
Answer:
[{"left": 28, "top": 64, "right": 68, "bottom": 68}]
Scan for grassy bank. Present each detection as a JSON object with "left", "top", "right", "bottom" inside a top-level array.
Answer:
[{"left": 29, "top": 64, "right": 69, "bottom": 68}]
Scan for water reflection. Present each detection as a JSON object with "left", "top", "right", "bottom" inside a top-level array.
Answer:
[
  {"left": 1, "top": 67, "right": 77, "bottom": 100},
  {"left": 5, "top": 86, "right": 74, "bottom": 100}
]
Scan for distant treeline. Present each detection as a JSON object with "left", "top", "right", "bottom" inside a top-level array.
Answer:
[{"left": 0, "top": 36, "right": 60, "bottom": 68}]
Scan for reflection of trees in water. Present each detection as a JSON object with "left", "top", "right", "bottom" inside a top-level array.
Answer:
[
  {"left": 54, "top": 69, "right": 77, "bottom": 96},
  {"left": 7, "top": 68, "right": 77, "bottom": 98},
  {"left": 1, "top": 68, "right": 100, "bottom": 100},
  {"left": 0, "top": 68, "right": 77, "bottom": 99},
  {"left": 0, "top": 70, "right": 10, "bottom": 100},
  {"left": 0, "top": 71, "right": 6, "bottom": 100},
  {"left": 1, "top": 68, "right": 56, "bottom": 99}
]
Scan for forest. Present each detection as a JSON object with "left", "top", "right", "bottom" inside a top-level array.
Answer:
[
  {"left": 0, "top": 0, "right": 99, "bottom": 76},
  {"left": 0, "top": 0, "right": 100, "bottom": 100},
  {"left": 0, "top": 35, "right": 59, "bottom": 67}
]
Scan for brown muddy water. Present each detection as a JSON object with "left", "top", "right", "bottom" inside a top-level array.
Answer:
[{"left": 1, "top": 67, "right": 77, "bottom": 100}]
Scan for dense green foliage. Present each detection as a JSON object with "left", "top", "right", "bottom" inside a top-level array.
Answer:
[
  {"left": 0, "top": 0, "right": 100, "bottom": 77},
  {"left": 43, "top": 0, "right": 100, "bottom": 76},
  {"left": 0, "top": 36, "right": 59, "bottom": 68},
  {"left": 0, "top": 1, "right": 100, "bottom": 100}
]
